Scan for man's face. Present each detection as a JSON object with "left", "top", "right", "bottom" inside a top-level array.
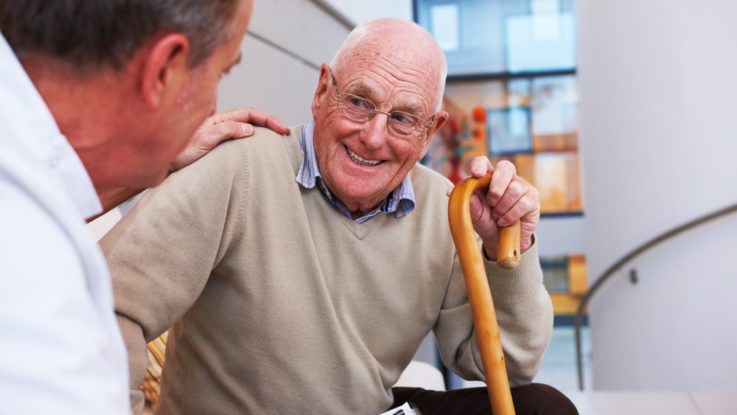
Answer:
[
  {"left": 311, "top": 58, "right": 445, "bottom": 215},
  {"left": 139, "top": 0, "right": 252, "bottom": 186}
]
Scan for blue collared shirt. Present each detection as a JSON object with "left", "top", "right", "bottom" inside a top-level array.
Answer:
[{"left": 296, "top": 120, "right": 416, "bottom": 224}]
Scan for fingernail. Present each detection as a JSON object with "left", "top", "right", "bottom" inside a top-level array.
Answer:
[{"left": 242, "top": 124, "right": 253, "bottom": 135}]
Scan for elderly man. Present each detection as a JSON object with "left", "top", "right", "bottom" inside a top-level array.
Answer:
[
  {"left": 103, "top": 18, "right": 576, "bottom": 415},
  {"left": 0, "top": 0, "right": 287, "bottom": 413}
]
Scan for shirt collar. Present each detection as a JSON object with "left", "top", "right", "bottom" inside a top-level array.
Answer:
[
  {"left": 1, "top": 34, "right": 102, "bottom": 220},
  {"left": 296, "top": 119, "right": 416, "bottom": 223}
]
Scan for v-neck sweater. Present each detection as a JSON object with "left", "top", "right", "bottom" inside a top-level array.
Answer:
[{"left": 102, "top": 126, "right": 552, "bottom": 415}]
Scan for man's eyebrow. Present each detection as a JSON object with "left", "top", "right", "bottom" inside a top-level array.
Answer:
[
  {"left": 348, "top": 83, "right": 376, "bottom": 99},
  {"left": 400, "top": 102, "right": 424, "bottom": 115}
]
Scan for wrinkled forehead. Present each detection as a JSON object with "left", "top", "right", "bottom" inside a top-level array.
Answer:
[{"left": 336, "top": 46, "right": 442, "bottom": 113}]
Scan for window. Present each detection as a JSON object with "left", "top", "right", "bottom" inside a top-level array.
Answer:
[
  {"left": 415, "top": 0, "right": 576, "bottom": 76},
  {"left": 417, "top": 0, "right": 583, "bottom": 215}
]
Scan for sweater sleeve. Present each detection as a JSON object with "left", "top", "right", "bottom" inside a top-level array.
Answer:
[
  {"left": 432, "top": 241, "right": 553, "bottom": 387},
  {"left": 100, "top": 141, "right": 247, "bottom": 412}
]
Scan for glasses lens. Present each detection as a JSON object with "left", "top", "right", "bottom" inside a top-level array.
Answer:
[
  {"left": 336, "top": 87, "right": 424, "bottom": 138},
  {"left": 341, "top": 94, "right": 373, "bottom": 122},
  {"left": 388, "top": 112, "right": 420, "bottom": 136}
]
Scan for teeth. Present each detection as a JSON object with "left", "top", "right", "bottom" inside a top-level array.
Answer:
[{"left": 346, "top": 146, "right": 381, "bottom": 166}]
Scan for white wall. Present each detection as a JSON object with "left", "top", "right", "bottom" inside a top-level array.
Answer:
[
  {"left": 578, "top": 0, "right": 737, "bottom": 390},
  {"left": 322, "top": 0, "right": 413, "bottom": 25},
  {"left": 218, "top": 0, "right": 351, "bottom": 125}
]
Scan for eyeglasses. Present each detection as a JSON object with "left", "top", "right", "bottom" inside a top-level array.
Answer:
[{"left": 329, "top": 70, "right": 435, "bottom": 139}]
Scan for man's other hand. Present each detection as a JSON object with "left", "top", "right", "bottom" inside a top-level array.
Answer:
[{"left": 466, "top": 156, "right": 540, "bottom": 261}]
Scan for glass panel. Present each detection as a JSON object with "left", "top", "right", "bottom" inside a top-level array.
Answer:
[
  {"left": 531, "top": 75, "right": 578, "bottom": 151},
  {"left": 541, "top": 256, "right": 569, "bottom": 292},
  {"left": 430, "top": 3, "right": 460, "bottom": 51},
  {"left": 488, "top": 107, "right": 532, "bottom": 155},
  {"left": 416, "top": 0, "right": 576, "bottom": 75},
  {"left": 505, "top": 12, "right": 576, "bottom": 72}
]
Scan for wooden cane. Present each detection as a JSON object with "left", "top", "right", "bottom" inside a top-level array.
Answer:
[{"left": 448, "top": 173, "right": 520, "bottom": 415}]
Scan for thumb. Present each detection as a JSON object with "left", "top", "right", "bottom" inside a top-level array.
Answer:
[{"left": 210, "top": 121, "right": 253, "bottom": 143}]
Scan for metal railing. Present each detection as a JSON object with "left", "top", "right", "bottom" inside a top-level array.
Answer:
[{"left": 574, "top": 202, "right": 737, "bottom": 390}]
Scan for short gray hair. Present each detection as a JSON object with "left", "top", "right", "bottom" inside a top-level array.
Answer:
[{"left": 0, "top": 0, "right": 240, "bottom": 72}]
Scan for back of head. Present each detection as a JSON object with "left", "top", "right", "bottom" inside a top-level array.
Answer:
[{"left": 0, "top": 0, "right": 239, "bottom": 72}]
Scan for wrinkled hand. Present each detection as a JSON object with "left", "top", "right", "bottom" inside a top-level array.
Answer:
[
  {"left": 467, "top": 156, "right": 540, "bottom": 260},
  {"left": 170, "top": 108, "right": 290, "bottom": 172}
]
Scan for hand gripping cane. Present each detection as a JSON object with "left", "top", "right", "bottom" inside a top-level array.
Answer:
[{"left": 448, "top": 173, "right": 521, "bottom": 415}]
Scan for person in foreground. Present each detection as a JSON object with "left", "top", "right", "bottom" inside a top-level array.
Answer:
[
  {"left": 0, "top": 0, "right": 288, "bottom": 413},
  {"left": 102, "top": 18, "right": 577, "bottom": 415}
]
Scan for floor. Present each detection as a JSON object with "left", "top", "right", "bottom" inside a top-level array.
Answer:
[
  {"left": 458, "top": 326, "right": 737, "bottom": 414},
  {"left": 566, "top": 390, "right": 737, "bottom": 415}
]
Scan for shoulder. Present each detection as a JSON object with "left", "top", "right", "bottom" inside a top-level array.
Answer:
[
  {"left": 151, "top": 125, "right": 304, "bottom": 208},
  {"left": 403, "top": 164, "right": 455, "bottom": 230},
  {"left": 192, "top": 125, "right": 302, "bottom": 175},
  {"left": 0, "top": 178, "right": 83, "bottom": 275},
  {"left": 0, "top": 139, "right": 86, "bottom": 249},
  {"left": 409, "top": 163, "right": 454, "bottom": 199}
]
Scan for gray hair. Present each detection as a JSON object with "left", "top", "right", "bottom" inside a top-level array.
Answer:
[{"left": 0, "top": 0, "right": 240, "bottom": 72}]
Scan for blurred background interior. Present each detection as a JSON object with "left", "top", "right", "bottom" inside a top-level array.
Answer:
[{"left": 89, "top": 0, "right": 737, "bottom": 413}]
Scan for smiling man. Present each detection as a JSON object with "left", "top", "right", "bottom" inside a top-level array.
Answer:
[{"left": 102, "top": 19, "right": 576, "bottom": 414}]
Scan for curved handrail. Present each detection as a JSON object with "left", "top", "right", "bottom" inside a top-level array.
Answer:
[{"left": 574, "top": 202, "right": 737, "bottom": 390}]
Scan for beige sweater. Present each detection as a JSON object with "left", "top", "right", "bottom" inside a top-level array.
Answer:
[{"left": 101, "top": 126, "right": 553, "bottom": 415}]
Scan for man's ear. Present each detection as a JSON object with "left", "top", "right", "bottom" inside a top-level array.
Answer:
[
  {"left": 139, "top": 33, "right": 191, "bottom": 108},
  {"left": 417, "top": 110, "right": 449, "bottom": 160},
  {"left": 311, "top": 63, "right": 332, "bottom": 117}
]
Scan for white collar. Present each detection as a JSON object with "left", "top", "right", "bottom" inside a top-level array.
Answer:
[{"left": 0, "top": 35, "right": 102, "bottom": 220}]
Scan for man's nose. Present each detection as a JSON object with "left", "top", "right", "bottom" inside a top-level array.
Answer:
[{"left": 359, "top": 112, "right": 389, "bottom": 150}]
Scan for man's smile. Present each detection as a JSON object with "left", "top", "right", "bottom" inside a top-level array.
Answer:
[{"left": 344, "top": 144, "right": 383, "bottom": 166}]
